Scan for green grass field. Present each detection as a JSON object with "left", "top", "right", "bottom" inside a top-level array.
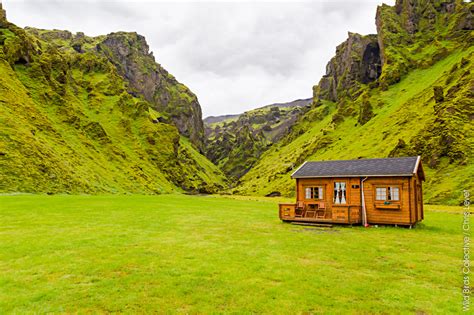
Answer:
[{"left": 0, "top": 194, "right": 465, "bottom": 313}]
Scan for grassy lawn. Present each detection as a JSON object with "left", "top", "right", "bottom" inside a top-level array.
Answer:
[{"left": 0, "top": 194, "right": 465, "bottom": 313}]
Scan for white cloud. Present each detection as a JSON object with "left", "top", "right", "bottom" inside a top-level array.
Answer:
[{"left": 3, "top": 0, "right": 395, "bottom": 116}]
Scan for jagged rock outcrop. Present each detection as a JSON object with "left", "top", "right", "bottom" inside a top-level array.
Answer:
[
  {"left": 204, "top": 99, "right": 311, "bottom": 180},
  {"left": 376, "top": 0, "right": 473, "bottom": 87},
  {"left": 314, "top": 33, "right": 381, "bottom": 102},
  {"left": 0, "top": 3, "right": 6, "bottom": 23},
  {"left": 19, "top": 26, "right": 206, "bottom": 150},
  {"left": 0, "top": 6, "right": 226, "bottom": 194},
  {"left": 456, "top": 2, "right": 473, "bottom": 30},
  {"left": 206, "top": 125, "right": 269, "bottom": 182},
  {"left": 314, "top": 0, "right": 473, "bottom": 102},
  {"left": 433, "top": 86, "right": 444, "bottom": 103},
  {"left": 238, "top": 0, "right": 472, "bottom": 204},
  {"left": 96, "top": 32, "right": 204, "bottom": 150},
  {"left": 34, "top": 29, "right": 73, "bottom": 41}
]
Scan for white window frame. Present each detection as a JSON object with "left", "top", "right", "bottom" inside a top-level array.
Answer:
[
  {"left": 375, "top": 186, "right": 401, "bottom": 202},
  {"left": 304, "top": 186, "right": 323, "bottom": 200},
  {"left": 333, "top": 182, "right": 347, "bottom": 204}
]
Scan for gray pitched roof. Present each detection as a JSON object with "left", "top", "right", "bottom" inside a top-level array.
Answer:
[{"left": 291, "top": 156, "right": 421, "bottom": 178}]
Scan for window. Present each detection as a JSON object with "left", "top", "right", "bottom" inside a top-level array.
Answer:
[
  {"left": 376, "top": 188, "right": 386, "bottom": 200},
  {"left": 333, "top": 182, "right": 346, "bottom": 204},
  {"left": 376, "top": 186, "right": 400, "bottom": 201},
  {"left": 388, "top": 187, "right": 400, "bottom": 201},
  {"left": 304, "top": 187, "right": 323, "bottom": 200}
]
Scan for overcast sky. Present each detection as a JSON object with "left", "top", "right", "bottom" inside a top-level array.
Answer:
[{"left": 3, "top": 0, "right": 395, "bottom": 117}]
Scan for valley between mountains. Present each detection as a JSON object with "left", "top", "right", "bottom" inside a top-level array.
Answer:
[{"left": 0, "top": 0, "right": 473, "bottom": 205}]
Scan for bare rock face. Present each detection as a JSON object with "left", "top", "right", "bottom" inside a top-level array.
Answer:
[
  {"left": 0, "top": 3, "right": 5, "bottom": 19},
  {"left": 314, "top": 32, "right": 381, "bottom": 102},
  {"left": 0, "top": 2, "right": 7, "bottom": 26},
  {"left": 456, "top": 2, "right": 473, "bottom": 31},
  {"left": 38, "top": 29, "right": 73, "bottom": 41},
  {"left": 97, "top": 32, "right": 204, "bottom": 150},
  {"left": 433, "top": 86, "right": 444, "bottom": 103}
]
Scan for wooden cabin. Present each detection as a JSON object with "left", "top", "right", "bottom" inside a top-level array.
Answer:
[{"left": 279, "top": 156, "right": 425, "bottom": 227}]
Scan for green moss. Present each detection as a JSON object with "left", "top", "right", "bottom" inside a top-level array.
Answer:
[
  {"left": 0, "top": 21, "right": 227, "bottom": 194},
  {"left": 166, "top": 83, "right": 196, "bottom": 106},
  {"left": 237, "top": 48, "right": 473, "bottom": 205},
  {"left": 358, "top": 93, "right": 375, "bottom": 125},
  {"left": 377, "top": 0, "right": 471, "bottom": 87},
  {"left": 204, "top": 103, "right": 309, "bottom": 181}
]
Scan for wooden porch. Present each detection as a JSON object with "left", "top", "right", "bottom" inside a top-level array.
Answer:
[{"left": 279, "top": 202, "right": 362, "bottom": 225}]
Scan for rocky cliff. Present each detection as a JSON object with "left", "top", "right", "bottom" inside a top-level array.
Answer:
[
  {"left": 24, "top": 27, "right": 205, "bottom": 150},
  {"left": 97, "top": 32, "right": 204, "bottom": 150},
  {"left": 238, "top": 0, "right": 473, "bottom": 205},
  {"left": 376, "top": 0, "right": 473, "bottom": 88},
  {"left": 315, "top": 0, "right": 473, "bottom": 102},
  {"left": 314, "top": 33, "right": 381, "bottom": 102},
  {"left": 0, "top": 8, "right": 225, "bottom": 194},
  {"left": 0, "top": 3, "right": 6, "bottom": 22}
]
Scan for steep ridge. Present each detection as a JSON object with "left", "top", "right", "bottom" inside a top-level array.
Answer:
[
  {"left": 204, "top": 114, "right": 240, "bottom": 125},
  {"left": 204, "top": 98, "right": 311, "bottom": 181},
  {"left": 26, "top": 28, "right": 205, "bottom": 150},
  {"left": 237, "top": 0, "right": 473, "bottom": 205},
  {"left": 315, "top": 33, "right": 381, "bottom": 102},
  {"left": 97, "top": 32, "right": 205, "bottom": 150},
  {"left": 0, "top": 5, "right": 226, "bottom": 194}
]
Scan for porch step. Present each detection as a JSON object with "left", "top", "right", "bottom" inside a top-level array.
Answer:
[{"left": 290, "top": 222, "right": 333, "bottom": 228}]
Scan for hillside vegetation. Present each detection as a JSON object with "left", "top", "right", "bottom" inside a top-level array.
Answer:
[
  {"left": 237, "top": 0, "right": 473, "bottom": 205},
  {"left": 0, "top": 8, "right": 226, "bottom": 194},
  {"left": 204, "top": 98, "right": 311, "bottom": 181},
  {"left": 0, "top": 0, "right": 472, "bottom": 204}
]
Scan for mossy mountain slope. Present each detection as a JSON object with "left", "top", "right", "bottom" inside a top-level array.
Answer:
[
  {"left": 0, "top": 10, "right": 226, "bottom": 194},
  {"left": 97, "top": 31, "right": 205, "bottom": 150},
  {"left": 26, "top": 27, "right": 204, "bottom": 150},
  {"left": 204, "top": 98, "right": 311, "bottom": 181},
  {"left": 237, "top": 0, "right": 473, "bottom": 205}
]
